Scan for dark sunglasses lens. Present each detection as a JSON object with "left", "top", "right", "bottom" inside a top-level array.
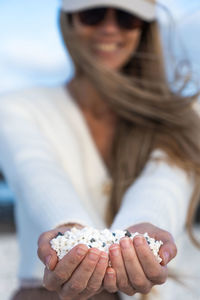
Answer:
[
  {"left": 78, "top": 8, "right": 106, "bottom": 26},
  {"left": 117, "top": 10, "right": 144, "bottom": 29}
]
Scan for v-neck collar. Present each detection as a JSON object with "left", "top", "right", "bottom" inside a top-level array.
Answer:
[
  {"left": 64, "top": 87, "right": 109, "bottom": 174},
  {"left": 61, "top": 85, "right": 111, "bottom": 184},
  {"left": 48, "top": 85, "right": 112, "bottom": 228}
]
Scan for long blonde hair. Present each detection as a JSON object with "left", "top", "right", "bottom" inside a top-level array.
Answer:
[{"left": 59, "top": 10, "right": 200, "bottom": 247}]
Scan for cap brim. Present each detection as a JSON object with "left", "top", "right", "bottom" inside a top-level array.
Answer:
[{"left": 62, "top": 0, "right": 156, "bottom": 21}]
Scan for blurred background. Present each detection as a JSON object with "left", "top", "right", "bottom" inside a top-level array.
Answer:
[{"left": 0, "top": 0, "right": 200, "bottom": 299}]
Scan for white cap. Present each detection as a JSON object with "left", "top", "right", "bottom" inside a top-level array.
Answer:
[{"left": 61, "top": 0, "right": 156, "bottom": 22}]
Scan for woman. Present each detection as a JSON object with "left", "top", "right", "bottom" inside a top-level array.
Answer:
[{"left": 0, "top": 0, "right": 199, "bottom": 299}]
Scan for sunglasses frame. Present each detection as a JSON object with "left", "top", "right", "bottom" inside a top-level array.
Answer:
[{"left": 76, "top": 7, "right": 146, "bottom": 30}]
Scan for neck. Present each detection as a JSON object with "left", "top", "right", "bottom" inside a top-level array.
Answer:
[
  {"left": 67, "top": 76, "right": 116, "bottom": 120},
  {"left": 67, "top": 75, "right": 119, "bottom": 170}
]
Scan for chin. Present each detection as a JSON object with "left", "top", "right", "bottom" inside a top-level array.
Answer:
[{"left": 101, "top": 60, "right": 127, "bottom": 71}]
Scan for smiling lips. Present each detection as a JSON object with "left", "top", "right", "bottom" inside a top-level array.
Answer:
[{"left": 94, "top": 43, "right": 120, "bottom": 53}]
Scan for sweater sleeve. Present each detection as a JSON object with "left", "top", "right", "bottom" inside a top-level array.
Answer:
[
  {"left": 0, "top": 95, "right": 94, "bottom": 232},
  {"left": 110, "top": 150, "right": 195, "bottom": 238}
]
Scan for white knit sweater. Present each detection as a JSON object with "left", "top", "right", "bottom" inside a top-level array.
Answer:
[{"left": 0, "top": 85, "right": 194, "bottom": 289}]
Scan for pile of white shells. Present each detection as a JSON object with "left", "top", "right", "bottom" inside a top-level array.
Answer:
[{"left": 51, "top": 227, "right": 163, "bottom": 263}]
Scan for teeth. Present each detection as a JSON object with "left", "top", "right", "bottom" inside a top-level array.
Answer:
[{"left": 95, "top": 44, "right": 118, "bottom": 52}]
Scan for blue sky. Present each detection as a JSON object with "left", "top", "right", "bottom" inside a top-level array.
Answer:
[
  {"left": 0, "top": 0, "right": 200, "bottom": 93},
  {"left": 160, "top": 0, "right": 200, "bottom": 18}
]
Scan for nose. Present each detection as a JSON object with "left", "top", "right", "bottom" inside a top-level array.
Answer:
[{"left": 98, "top": 9, "right": 120, "bottom": 33}]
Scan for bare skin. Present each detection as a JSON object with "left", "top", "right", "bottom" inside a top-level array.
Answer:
[
  {"left": 67, "top": 78, "right": 118, "bottom": 169},
  {"left": 38, "top": 223, "right": 177, "bottom": 299},
  {"left": 106, "top": 223, "right": 177, "bottom": 295},
  {"left": 38, "top": 225, "right": 120, "bottom": 300}
]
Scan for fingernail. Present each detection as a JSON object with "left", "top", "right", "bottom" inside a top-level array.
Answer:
[
  {"left": 110, "top": 246, "right": 120, "bottom": 256},
  {"left": 134, "top": 236, "right": 144, "bottom": 246},
  {"left": 98, "top": 253, "right": 108, "bottom": 264},
  {"left": 88, "top": 250, "right": 100, "bottom": 261},
  {"left": 163, "top": 251, "right": 170, "bottom": 264},
  {"left": 77, "top": 247, "right": 87, "bottom": 257},
  {"left": 107, "top": 271, "right": 114, "bottom": 277},
  {"left": 45, "top": 255, "right": 52, "bottom": 270},
  {"left": 120, "top": 238, "right": 130, "bottom": 249}
]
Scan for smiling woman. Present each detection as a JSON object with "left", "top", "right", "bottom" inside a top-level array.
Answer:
[
  {"left": 71, "top": 8, "right": 144, "bottom": 71},
  {"left": 0, "top": 0, "right": 200, "bottom": 300}
]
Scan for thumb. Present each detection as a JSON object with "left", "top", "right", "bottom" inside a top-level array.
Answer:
[
  {"left": 37, "top": 229, "right": 59, "bottom": 271},
  {"left": 159, "top": 240, "right": 177, "bottom": 266}
]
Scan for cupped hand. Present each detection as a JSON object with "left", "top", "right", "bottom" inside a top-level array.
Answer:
[
  {"left": 104, "top": 222, "right": 177, "bottom": 296},
  {"left": 37, "top": 226, "right": 109, "bottom": 300}
]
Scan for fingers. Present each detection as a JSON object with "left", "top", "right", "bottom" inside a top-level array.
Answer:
[
  {"left": 37, "top": 229, "right": 60, "bottom": 270},
  {"left": 43, "top": 244, "right": 88, "bottom": 291},
  {"left": 158, "top": 235, "right": 177, "bottom": 266},
  {"left": 79, "top": 252, "right": 109, "bottom": 298},
  {"left": 119, "top": 237, "right": 152, "bottom": 294},
  {"left": 127, "top": 223, "right": 178, "bottom": 267},
  {"left": 133, "top": 236, "right": 168, "bottom": 285},
  {"left": 145, "top": 227, "right": 178, "bottom": 266},
  {"left": 59, "top": 248, "right": 101, "bottom": 298},
  {"left": 109, "top": 244, "right": 136, "bottom": 296},
  {"left": 103, "top": 267, "right": 118, "bottom": 293}
]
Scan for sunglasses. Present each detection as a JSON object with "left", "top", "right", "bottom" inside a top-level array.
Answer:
[{"left": 77, "top": 7, "right": 145, "bottom": 30}]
